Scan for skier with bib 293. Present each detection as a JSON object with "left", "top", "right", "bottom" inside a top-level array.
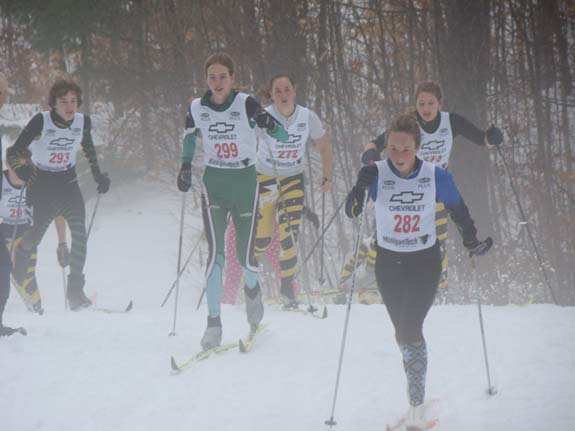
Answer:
[{"left": 7, "top": 79, "right": 110, "bottom": 311}]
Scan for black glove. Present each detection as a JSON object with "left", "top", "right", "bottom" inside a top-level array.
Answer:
[
  {"left": 303, "top": 206, "right": 320, "bottom": 229},
  {"left": 356, "top": 165, "right": 378, "bottom": 189},
  {"left": 177, "top": 162, "right": 192, "bottom": 192},
  {"left": 464, "top": 237, "right": 493, "bottom": 257},
  {"left": 361, "top": 148, "right": 380, "bottom": 165},
  {"left": 57, "top": 242, "right": 70, "bottom": 267},
  {"left": 485, "top": 125, "right": 503, "bottom": 146},
  {"left": 254, "top": 111, "right": 276, "bottom": 132},
  {"left": 14, "top": 165, "right": 33, "bottom": 182},
  {"left": 95, "top": 172, "right": 110, "bottom": 194},
  {"left": 345, "top": 186, "right": 366, "bottom": 218}
]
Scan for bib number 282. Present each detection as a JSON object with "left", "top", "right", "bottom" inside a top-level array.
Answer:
[{"left": 393, "top": 214, "right": 420, "bottom": 233}]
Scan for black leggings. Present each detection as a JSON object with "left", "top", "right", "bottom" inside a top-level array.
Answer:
[
  {"left": 375, "top": 241, "right": 442, "bottom": 345},
  {"left": 22, "top": 172, "right": 87, "bottom": 276},
  {"left": 0, "top": 233, "right": 12, "bottom": 324}
]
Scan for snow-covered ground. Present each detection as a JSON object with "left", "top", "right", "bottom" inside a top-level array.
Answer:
[{"left": 1, "top": 183, "right": 574, "bottom": 431}]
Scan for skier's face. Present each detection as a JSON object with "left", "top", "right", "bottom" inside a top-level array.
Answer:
[
  {"left": 387, "top": 131, "right": 420, "bottom": 176},
  {"left": 54, "top": 91, "right": 79, "bottom": 121},
  {"left": 271, "top": 77, "right": 296, "bottom": 114},
  {"left": 206, "top": 63, "right": 234, "bottom": 103},
  {"left": 416, "top": 91, "right": 442, "bottom": 122}
]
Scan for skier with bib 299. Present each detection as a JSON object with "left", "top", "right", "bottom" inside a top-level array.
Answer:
[
  {"left": 7, "top": 79, "right": 110, "bottom": 311},
  {"left": 176, "top": 53, "right": 288, "bottom": 351},
  {"left": 346, "top": 113, "right": 492, "bottom": 430}
]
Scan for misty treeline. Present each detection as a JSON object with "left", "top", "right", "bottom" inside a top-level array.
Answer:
[{"left": 0, "top": 0, "right": 573, "bottom": 305}]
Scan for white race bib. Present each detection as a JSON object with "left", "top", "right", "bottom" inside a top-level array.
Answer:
[
  {"left": 30, "top": 112, "right": 84, "bottom": 172},
  {"left": 190, "top": 93, "right": 257, "bottom": 169},
  {"left": 257, "top": 105, "right": 310, "bottom": 176},
  {"left": 417, "top": 111, "right": 453, "bottom": 169},
  {"left": 375, "top": 160, "right": 437, "bottom": 252},
  {"left": 0, "top": 171, "right": 32, "bottom": 225}
]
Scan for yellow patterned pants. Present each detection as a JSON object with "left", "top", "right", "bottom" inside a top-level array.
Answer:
[
  {"left": 254, "top": 173, "right": 304, "bottom": 291},
  {"left": 7, "top": 230, "right": 42, "bottom": 313}
]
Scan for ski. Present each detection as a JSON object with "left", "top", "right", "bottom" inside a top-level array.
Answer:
[
  {"left": 238, "top": 323, "right": 269, "bottom": 353},
  {"left": 171, "top": 341, "right": 240, "bottom": 373},
  {"left": 386, "top": 399, "right": 440, "bottom": 431},
  {"left": 0, "top": 326, "right": 27, "bottom": 337},
  {"left": 275, "top": 304, "right": 328, "bottom": 319},
  {"left": 91, "top": 300, "right": 134, "bottom": 314},
  {"left": 386, "top": 418, "right": 438, "bottom": 431}
]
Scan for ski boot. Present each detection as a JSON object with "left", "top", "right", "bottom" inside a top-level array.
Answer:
[
  {"left": 280, "top": 280, "right": 299, "bottom": 310},
  {"left": 244, "top": 284, "right": 264, "bottom": 331},
  {"left": 32, "top": 301, "right": 44, "bottom": 315},
  {"left": 404, "top": 403, "right": 425, "bottom": 431},
  {"left": 200, "top": 315, "right": 222, "bottom": 351},
  {"left": 66, "top": 273, "right": 92, "bottom": 311}
]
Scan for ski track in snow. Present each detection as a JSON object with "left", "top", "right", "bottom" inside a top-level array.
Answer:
[{"left": 1, "top": 183, "right": 574, "bottom": 431}]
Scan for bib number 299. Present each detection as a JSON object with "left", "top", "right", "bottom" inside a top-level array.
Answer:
[
  {"left": 393, "top": 214, "right": 420, "bottom": 233},
  {"left": 215, "top": 143, "right": 238, "bottom": 159}
]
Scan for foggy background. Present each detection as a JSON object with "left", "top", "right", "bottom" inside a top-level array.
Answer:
[{"left": 0, "top": 0, "right": 573, "bottom": 305}]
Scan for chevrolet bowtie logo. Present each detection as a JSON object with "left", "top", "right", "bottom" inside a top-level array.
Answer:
[
  {"left": 208, "top": 122, "right": 235, "bottom": 133},
  {"left": 8, "top": 196, "right": 24, "bottom": 204},
  {"left": 390, "top": 191, "right": 424, "bottom": 204},
  {"left": 49, "top": 137, "right": 74, "bottom": 147},
  {"left": 285, "top": 134, "right": 302, "bottom": 144},
  {"left": 421, "top": 140, "right": 445, "bottom": 151}
]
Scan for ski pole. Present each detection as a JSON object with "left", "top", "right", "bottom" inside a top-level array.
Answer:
[
  {"left": 160, "top": 231, "right": 204, "bottom": 307},
  {"left": 318, "top": 191, "right": 326, "bottom": 285},
  {"left": 470, "top": 256, "right": 497, "bottom": 396},
  {"left": 86, "top": 194, "right": 101, "bottom": 240},
  {"left": 325, "top": 191, "right": 370, "bottom": 428},
  {"left": 169, "top": 193, "right": 187, "bottom": 336},
  {"left": 9, "top": 186, "right": 27, "bottom": 256},
  {"left": 195, "top": 286, "right": 206, "bottom": 310},
  {"left": 496, "top": 146, "right": 558, "bottom": 304},
  {"left": 299, "top": 196, "right": 346, "bottom": 272},
  {"left": 62, "top": 267, "right": 68, "bottom": 310}
]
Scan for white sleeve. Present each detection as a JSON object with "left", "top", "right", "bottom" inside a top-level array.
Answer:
[{"left": 309, "top": 110, "right": 326, "bottom": 140}]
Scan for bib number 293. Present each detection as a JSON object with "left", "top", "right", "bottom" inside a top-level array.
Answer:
[
  {"left": 49, "top": 152, "right": 70, "bottom": 164},
  {"left": 393, "top": 214, "right": 420, "bottom": 233}
]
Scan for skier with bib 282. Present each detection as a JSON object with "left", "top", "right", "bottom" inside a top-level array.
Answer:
[
  {"left": 361, "top": 81, "right": 503, "bottom": 292},
  {"left": 347, "top": 113, "right": 492, "bottom": 430}
]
